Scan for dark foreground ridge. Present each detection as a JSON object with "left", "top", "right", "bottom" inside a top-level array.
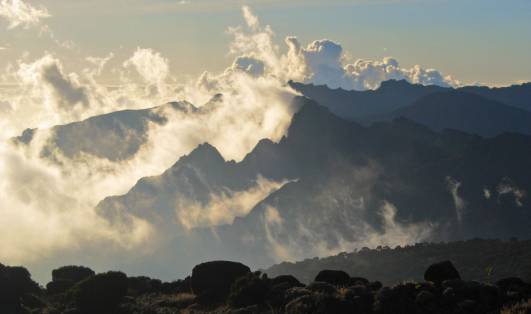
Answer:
[{"left": 2, "top": 259, "right": 531, "bottom": 314}]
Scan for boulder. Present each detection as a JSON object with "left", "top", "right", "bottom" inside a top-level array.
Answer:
[
  {"left": 191, "top": 261, "right": 250, "bottom": 302},
  {"left": 424, "top": 261, "right": 461, "bottom": 284}
]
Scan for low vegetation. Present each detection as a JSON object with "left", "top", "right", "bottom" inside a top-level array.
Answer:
[{"left": 1, "top": 253, "right": 530, "bottom": 313}]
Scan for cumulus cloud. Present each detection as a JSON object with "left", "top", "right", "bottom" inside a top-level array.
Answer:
[
  {"left": 284, "top": 37, "right": 459, "bottom": 90},
  {"left": 123, "top": 48, "right": 170, "bottom": 97},
  {"left": 0, "top": 0, "right": 50, "bottom": 29},
  {"left": 17, "top": 54, "right": 89, "bottom": 109},
  {"left": 242, "top": 5, "right": 259, "bottom": 31},
  {"left": 221, "top": 6, "right": 458, "bottom": 91}
]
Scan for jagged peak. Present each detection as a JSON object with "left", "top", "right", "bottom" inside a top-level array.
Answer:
[{"left": 172, "top": 142, "right": 226, "bottom": 169}]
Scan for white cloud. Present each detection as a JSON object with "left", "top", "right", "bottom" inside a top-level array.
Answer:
[
  {"left": 0, "top": 141, "right": 154, "bottom": 264},
  {"left": 497, "top": 179, "right": 526, "bottom": 207},
  {"left": 263, "top": 201, "right": 434, "bottom": 263},
  {"left": 0, "top": 0, "right": 50, "bottom": 29},
  {"left": 242, "top": 5, "right": 259, "bottom": 31},
  {"left": 17, "top": 54, "right": 89, "bottom": 110},
  {"left": 123, "top": 48, "right": 170, "bottom": 97},
  {"left": 222, "top": 6, "right": 458, "bottom": 91},
  {"left": 446, "top": 176, "right": 465, "bottom": 223},
  {"left": 285, "top": 37, "right": 459, "bottom": 90},
  {"left": 0, "top": 6, "right": 302, "bottom": 267},
  {"left": 177, "top": 177, "right": 290, "bottom": 230}
]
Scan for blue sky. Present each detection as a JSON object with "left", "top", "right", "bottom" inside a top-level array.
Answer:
[{"left": 1, "top": 0, "right": 530, "bottom": 85}]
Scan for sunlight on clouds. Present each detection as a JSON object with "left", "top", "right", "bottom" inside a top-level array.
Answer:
[
  {"left": 0, "top": 0, "right": 50, "bottom": 29},
  {"left": 0, "top": 4, "right": 452, "bottom": 267}
]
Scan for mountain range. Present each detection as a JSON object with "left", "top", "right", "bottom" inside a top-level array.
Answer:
[
  {"left": 12, "top": 80, "right": 531, "bottom": 279},
  {"left": 290, "top": 80, "right": 531, "bottom": 137},
  {"left": 95, "top": 95, "right": 531, "bottom": 279}
]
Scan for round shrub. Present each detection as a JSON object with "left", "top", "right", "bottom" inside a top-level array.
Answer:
[
  {"left": 126, "top": 276, "right": 162, "bottom": 296},
  {"left": 424, "top": 261, "right": 461, "bottom": 285},
  {"left": 46, "top": 279, "right": 75, "bottom": 295},
  {"left": 314, "top": 270, "right": 351, "bottom": 287},
  {"left": 271, "top": 275, "right": 304, "bottom": 289},
  {"left": 228, "top": 272, "right": 271, "bottom": 308},
  {"left": 191, "top": 261, "right": 250, "bottom": 303},
  {"left": 69, "top": 271, "right": 127, "bottom": 313},
  {"left": 52, "top": 266, "right": 95, "bottom": 283},
  {"left": 0, "top": 263, "right": 40, "bottom": 304}
]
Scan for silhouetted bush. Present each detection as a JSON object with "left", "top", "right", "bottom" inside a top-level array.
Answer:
[
  {"left": 68, "top": 271, "right": 127, "bottom": 313},
  {"left": 374, "top": 283, "right": 417, "bottom": 314},
  {"left": 285, "top": 292, "right": 350, "bottom": 314},
  {"left": 0, "top": 263, "right": 40, "bottom": 306},
  {"left": 46, "top": 265, "right": 95, "bottom": 296},
  {"left": 343, "top": 284, "right": 374, "bottom": 313},
  {"left": 46, "top": 279, "right": 74, "bottom": 295},
  {"left": 314, "top": 270, "right": 351, "bottom": 286},
  {"left": 126, "top": 276, "right": 162, "bottom": 296},
  {"left": 191, "top": 260, "right": 250, "bottom": 303},
  {"left": 52, "top": 266, "right": 95, "bottom": 283},
  {"left": 271, "top": 275, "right": 304, "bottom": 289},
  {"left": 424, "top": 260, "right": 461, "bottom": 285},
  {"left": 3, "top": 256, "right": 531, "bottom": 313},
  {"left": 160, "top": 276, "right": 191, "bottom": 294},
  {"left": 228, "top": 271, "right": 271, "bottom": 308},
  {"left": 502, "top": 298, "right": 531, "bottom": 314}
]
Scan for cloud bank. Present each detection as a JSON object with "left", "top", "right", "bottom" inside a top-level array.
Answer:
[
  {"left": 0, "top": 5, "right": 459, "bottom": 279},
  {"left": 0, "top": 5, "right": 301, "bottom": 269}
]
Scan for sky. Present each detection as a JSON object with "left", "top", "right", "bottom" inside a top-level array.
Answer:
[{"left": 1, "top": 0, "right": 531, "bottom": 86}]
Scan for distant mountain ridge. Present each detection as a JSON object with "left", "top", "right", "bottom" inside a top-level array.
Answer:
[
  {"left": 97, "top": 96, "right": 531, "bottom": 279},
  {"left": 13, "top": 101, "right": 196, "bottom": 161},
  {"left": 377, "top": 91, "right": 531, "bottom": 137},
  {"left": 290, "top": 80, "right": 531, "bottom": 137},
  {"left": 265, "top": 238, "right": 531, "bottom": 285}
]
